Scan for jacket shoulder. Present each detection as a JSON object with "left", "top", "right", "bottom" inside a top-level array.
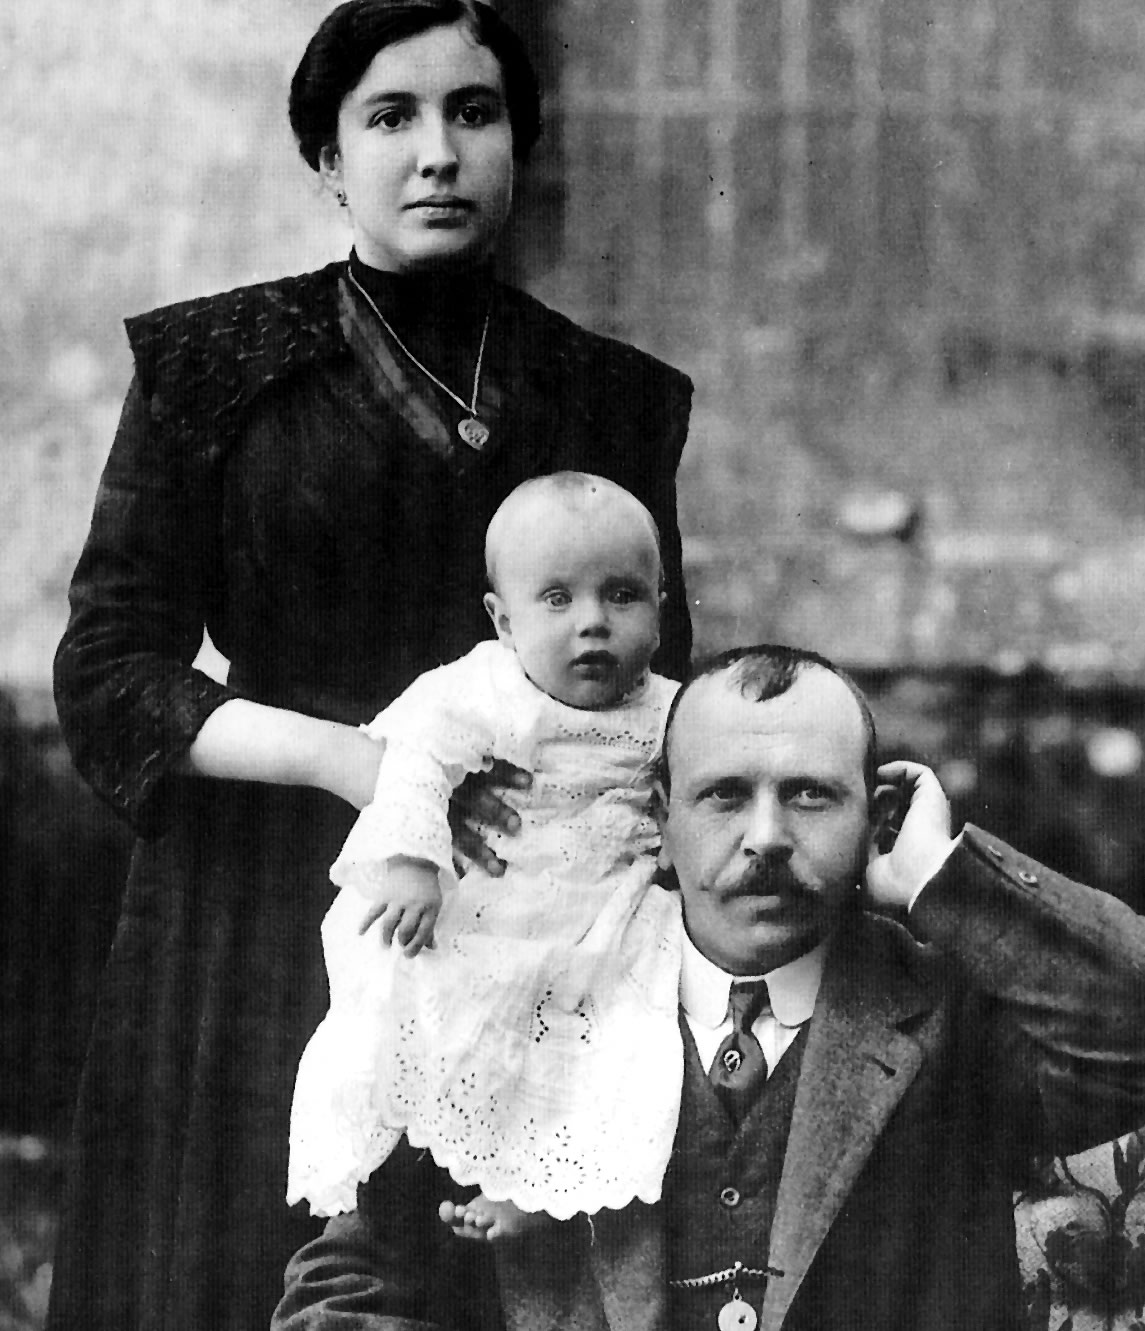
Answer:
[
  {"left": 124, "top": 262, "right": 347, "bottom": 391},
  {"left": 501, "top": 284, "right": 692, "bottom": 396},
  {"left": 498, "top": 286, "right": 693, "bottom": 468},
  {"left": 121, "top": 264, "right": 348, "bottom": 461}
]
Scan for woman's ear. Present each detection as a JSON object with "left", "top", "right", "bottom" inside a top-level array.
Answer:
[
  {"left": 318, "top": 143, "right": 344, "bottom": 202},
  {"left": 483, "top": 592, "right": 513, "bottom": 648}
]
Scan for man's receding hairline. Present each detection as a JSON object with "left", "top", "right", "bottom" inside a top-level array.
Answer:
[{"left": 660, "top": 651, "right": 878, "bottom": 796}]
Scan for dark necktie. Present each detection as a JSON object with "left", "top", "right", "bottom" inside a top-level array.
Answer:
[{"left": 709, "top": 979, "right": 771, "bottom": 1123}]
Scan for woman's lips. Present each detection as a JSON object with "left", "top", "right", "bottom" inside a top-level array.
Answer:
[{"left": 406, "top": 197, "right": 474, "bottom": 211}]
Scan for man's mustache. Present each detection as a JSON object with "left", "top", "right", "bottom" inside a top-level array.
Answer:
[{"left": 725, "top": 858, "right": 812, "bottom": 901}]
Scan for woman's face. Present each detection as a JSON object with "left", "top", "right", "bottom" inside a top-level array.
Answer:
[{"left": 324, "top": 21, "right": 515, "bottom": 273}]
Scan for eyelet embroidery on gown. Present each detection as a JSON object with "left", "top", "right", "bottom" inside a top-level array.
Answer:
[{"left": 287, "top": 641, "right": 684, "bottom": 1218}]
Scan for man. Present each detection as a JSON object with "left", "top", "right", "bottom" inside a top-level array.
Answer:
[{"left": 275, "top": 644, "right": 1145, "bottom": 1331}]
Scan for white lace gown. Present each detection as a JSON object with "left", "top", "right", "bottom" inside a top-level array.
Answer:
[{"left": 288, "top": 641, "right": 684, "bottom": 1218}]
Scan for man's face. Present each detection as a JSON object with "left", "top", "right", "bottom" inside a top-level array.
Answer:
[{"left": 658, "top": 666, "right": 874, "bottom": 975}]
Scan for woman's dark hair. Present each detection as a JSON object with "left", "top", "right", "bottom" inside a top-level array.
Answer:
[{"left": 290, "top": 0, "right": 541, "bottom": 169}]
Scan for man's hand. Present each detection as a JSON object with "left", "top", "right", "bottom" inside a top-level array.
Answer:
[
  {"left": 864, "top": 760, "right": 956, "bottom": 914},
  {"left": 447, "top": 759, "right": 531, "bottom": 877},
  {"left": 358, "top": 857, "right": 443, "bottom": 957}
]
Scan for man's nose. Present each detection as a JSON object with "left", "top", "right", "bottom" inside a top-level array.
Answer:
[
  {"left": 416, "top": 112, "right": 460, "bottom": 178},
  {"left": 742, "top": 794, "right": 793, "bottom": 860}
]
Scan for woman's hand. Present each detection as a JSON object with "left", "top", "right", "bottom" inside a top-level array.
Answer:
[{"left": 447, "top": 759, "right": 531, "bottom": 877}]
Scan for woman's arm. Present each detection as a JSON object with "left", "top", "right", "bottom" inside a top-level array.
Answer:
[
  {"left": 55, "top": 373, "right": 384, "bottom": 834},
  {"left": 180, "top": 698, "right": 383, "bottom": 811}
]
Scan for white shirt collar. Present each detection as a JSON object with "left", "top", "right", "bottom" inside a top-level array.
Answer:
[{"left": 679, "top": 928, "right": 829, "bottom": 1030}]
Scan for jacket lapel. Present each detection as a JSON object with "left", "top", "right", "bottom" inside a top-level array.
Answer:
[{"left": 761, "top": 917, "right": 934, "bottom": 1328}]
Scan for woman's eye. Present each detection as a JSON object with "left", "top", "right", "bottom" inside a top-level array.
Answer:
[
  {"left": 457, "top": 102, "right": 491, "bottom": 127},
  {"left": 371, "top": 107, "right": 406, "bottom": 130}
]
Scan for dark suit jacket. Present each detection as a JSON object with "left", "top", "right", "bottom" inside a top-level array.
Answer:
[{"left": 273, "top": 826, "right": 1145, "bottom": 1330}]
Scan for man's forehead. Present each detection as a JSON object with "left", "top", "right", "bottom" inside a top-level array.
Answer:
[{"left": 668, "top": 666, "right": 867, "bottom": 778}]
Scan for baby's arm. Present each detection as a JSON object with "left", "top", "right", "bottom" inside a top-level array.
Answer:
[
  {"left": 357, "top": 855, "right": 442, "bottom": 958},
  {"left": 332, "top": 646, "right": 527, "bottom": 945}
]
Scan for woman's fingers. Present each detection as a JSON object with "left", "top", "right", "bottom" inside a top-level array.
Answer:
[
  {"left": 450, "top": 761, "right": 529, "bottom": 833},
  {"left": 451, "top": 826, "right": 506, "bottom": 878}
]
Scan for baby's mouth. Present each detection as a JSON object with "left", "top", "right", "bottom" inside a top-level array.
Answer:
[{"left": 571, "top": 651, "right": 617, "bottom": 674}]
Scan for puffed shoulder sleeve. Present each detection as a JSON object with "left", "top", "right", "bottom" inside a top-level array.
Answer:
[{"left": 53, "top": 372, "right": 238, "bottom": 838}]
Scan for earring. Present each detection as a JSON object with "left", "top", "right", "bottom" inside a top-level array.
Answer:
[{"left": 335, "top": 189, "right": 347, "bottom": 207}]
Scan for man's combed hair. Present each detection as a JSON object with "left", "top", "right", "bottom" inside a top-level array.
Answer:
[{"left": 658, "top": 643, "right": 879, "bottom": 796}]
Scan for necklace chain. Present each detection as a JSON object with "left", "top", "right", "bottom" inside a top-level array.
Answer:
[
  {"left": 347, "top": 269, "right": 491, "bottom": 419},
  {"left": 668, "top": 1260, "right": 781, "bottom": 1290}
]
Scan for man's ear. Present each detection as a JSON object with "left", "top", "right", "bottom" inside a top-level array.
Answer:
[
  {"left": 651, "top": 776, "right": 672, "bottom": 867},
  {"left": 483, "top": 592, "right": 513, "bottom": 648},
  {"left": 868, "top": 782, "right": 903, "bottom": 857}
]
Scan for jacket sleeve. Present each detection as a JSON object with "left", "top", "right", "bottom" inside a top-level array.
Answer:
[
  {"left": 273, "top": 1141, "right": 501, "bottom": 1331},
  {"left": 910, "top": 824, "right": 1145, "bottom": 1156},
  {"left": 53, "top": 373, "right": 238, "bottom": 838}
]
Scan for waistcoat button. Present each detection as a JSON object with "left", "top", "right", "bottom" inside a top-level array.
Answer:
[{"left": 719, "top": 1185, "right": 741, "bottom": 1208}]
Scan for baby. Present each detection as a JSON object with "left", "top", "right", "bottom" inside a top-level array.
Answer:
[{"left": 288, "top": 472, "right": 684, "bottom": 1239}]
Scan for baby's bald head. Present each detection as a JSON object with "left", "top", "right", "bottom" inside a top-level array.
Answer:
[{"left": 485, "top": 472, "right": 662, "bottom": 595}]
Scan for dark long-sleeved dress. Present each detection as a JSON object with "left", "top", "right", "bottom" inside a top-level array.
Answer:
[{"left": 48, "top": 257, "right": 692, "bottom": 1331}]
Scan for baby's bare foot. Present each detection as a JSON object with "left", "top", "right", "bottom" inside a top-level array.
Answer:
[{"left": 437, "top": 1194, "right": 552, "bottom": 1243}]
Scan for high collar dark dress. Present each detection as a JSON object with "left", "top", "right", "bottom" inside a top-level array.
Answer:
[{"left": 49, "top": 258, "right": 692, "bottom": 1331}]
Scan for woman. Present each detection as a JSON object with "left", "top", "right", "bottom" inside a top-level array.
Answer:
[{"left": 48, "top": 3, "right": 692, "bottom": 1329}]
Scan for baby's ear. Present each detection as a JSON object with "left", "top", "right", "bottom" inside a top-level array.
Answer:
[{"left": 483, "top": 592, "right": 513, "bottom": 647}]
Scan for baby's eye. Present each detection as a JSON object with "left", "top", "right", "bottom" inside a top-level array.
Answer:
[
  {"left": 542, "top": 589, "right": 571, "bottom": 608},
  {"left": 609, "top": 586, "right": 640, "bottom": 605}
]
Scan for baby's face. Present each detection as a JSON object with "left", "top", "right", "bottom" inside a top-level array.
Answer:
[{"left": 487, "top": 503, "right": 661, "bottom": 709}]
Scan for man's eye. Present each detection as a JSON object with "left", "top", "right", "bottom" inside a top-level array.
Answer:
[
  {"left": 788, "top": 784, "right": 834, "bottom": 809},
  {"left": 701, "top": 782, "right": 746, "bottom": 806}
]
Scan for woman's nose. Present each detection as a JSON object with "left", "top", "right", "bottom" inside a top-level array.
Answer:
[{"left": 416, "top": 113, "right": 459, "bottom": 178}]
